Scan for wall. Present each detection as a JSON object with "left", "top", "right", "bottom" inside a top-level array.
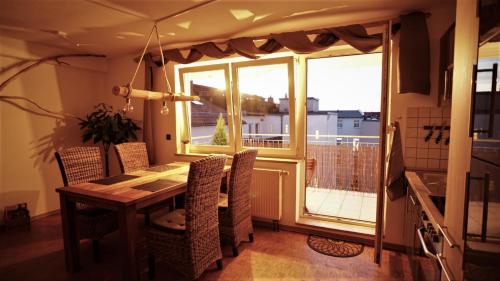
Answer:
[
  {"left": 0, "top": 37, "right": 109, "bottom": 218},
  {"left": 150, "top": 1, "right": 457, "bottom": 246},
  {"left": 385, "top": 3, "right": 456, "bottom": 246}
]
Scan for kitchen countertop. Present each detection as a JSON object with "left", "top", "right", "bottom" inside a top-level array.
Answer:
[{"left": 405, "top": 170, "right": 445, "bottom": 227}]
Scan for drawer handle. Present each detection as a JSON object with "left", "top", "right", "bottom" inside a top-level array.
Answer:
[
  {"left": 437, "top": 224, "right": 457, "bottom": 248},
  {"left": 437, "top": 253, "right": 455, "bottom": 281},
  {"left": 416, "top": 227, "right": 438, "bottom": 261}
]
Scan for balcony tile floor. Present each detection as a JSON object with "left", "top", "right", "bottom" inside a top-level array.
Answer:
[{"left": 306, "top": 187, "right": 377, "bottom": 223}]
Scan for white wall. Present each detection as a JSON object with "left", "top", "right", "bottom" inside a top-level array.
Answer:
[{"left": 0, "top": 37, "right": 109, "bottom": 218}]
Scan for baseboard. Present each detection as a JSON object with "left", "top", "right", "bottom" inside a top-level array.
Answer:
[{"left": 31, "top": 209, "right": 60, "bottom": 221}]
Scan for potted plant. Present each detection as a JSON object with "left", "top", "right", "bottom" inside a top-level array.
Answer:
[{"left": 79, "top": 103, "right": 141, "bottom": 176}]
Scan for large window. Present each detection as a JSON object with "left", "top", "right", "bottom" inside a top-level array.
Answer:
[{"left": 177, "top": 57, "right": 295, "bottom": 156}]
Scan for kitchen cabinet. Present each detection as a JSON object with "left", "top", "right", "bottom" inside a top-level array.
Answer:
[{"left": 438, "top": 23, "right": 455, "bottom": 107}]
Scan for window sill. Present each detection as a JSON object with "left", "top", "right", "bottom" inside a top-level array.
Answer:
[{"left": 174, "top": 153, "right": 300, "bottom": 164}]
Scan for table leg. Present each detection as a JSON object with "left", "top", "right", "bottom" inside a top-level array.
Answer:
[
  {"left": 118, "top": 204, "right": 138, "bottom": 281},
  {"left": 59, "top": 194, "right": 80, "bottom": 273}
]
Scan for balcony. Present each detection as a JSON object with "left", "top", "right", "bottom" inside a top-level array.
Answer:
[{"left": 190, "top": 133, "right": 379, "bottom": 224}]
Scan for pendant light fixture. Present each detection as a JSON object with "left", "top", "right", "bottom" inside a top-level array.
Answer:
[{"left": 113, "top": 23, "right": 199, "bottom": 115}]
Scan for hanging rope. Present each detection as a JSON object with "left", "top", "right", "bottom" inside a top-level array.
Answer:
[{"left": 128, "top": 24, "right": 156, "bottom": 89}]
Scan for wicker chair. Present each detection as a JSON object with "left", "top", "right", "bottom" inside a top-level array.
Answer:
[
  {"left": 146, "top": 155, "right": 227, "bottom": 280},
  {"left": 55, "top": 146, "right": 118, "bottom": 262},
  {"left": 114, "top": 142, "right": 149, "bottom": 173},
  {"left": 218, "top": 149, "right": 257, "bottom": 257}
]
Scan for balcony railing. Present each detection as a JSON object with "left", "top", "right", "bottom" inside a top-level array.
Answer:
[{"left": 190, "top": 133, "right": 380, "bottom": 193}]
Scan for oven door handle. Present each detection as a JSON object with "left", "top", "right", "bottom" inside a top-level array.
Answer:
[{"left": 416, "top": 227, "right": 438, "bottom": 261}]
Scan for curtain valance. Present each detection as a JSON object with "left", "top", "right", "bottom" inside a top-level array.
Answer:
[{"left": 153, "top": 23, "right": 399, "bottom": 66}]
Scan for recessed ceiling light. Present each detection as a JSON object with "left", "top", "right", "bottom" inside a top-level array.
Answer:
[
  {"left": 165, "top": 32, "right": 176, "bottom": 36},
  {"left": 283, "top": 5, "right": 348, "bottom": 18},
  {"left": 116, "top": 35, "right": 126, "bottom": 40},
  {"left": 230, "top": 9, "right": 254, "bottom": 21},
  {"left": 253, "top": 13, "right": 272, "bottom": 22},
  {"left": 177, "top": 21, "right": 192, "bottom": 30},
  {"left": 117, "top": 31, "right": 144, "bottom": 37}
]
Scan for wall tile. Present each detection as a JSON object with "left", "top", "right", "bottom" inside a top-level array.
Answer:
[
  {"left": 428, "top": 159, "right": 440, "bottom": 169},
  {"left": 406, "top": 147, "right": 417, "bottom": 158},
  {"left": 407, "top": 128, "right": 418, "bottom": 138},
  {"left": 416, "top": 158, "right": 428, "bottom": 168},
  {"left": 440, "top": 149, "right": 449, "bottom": 160},
  {"left": 430, "top": 118, "right": 443, "bottom": 126},
  {"left": 430, "top": 108, "right": 443, "bottom": 118},
  {"left": 406, "top": 138, "right": 417, "bottom": 148},
  {"left": 405, "top": 106, "right": 450, "bottom": 171},
  {"left": 405, "top": 157, "right": 416, "bottom": 167},
  {"left": 408, "top": 107, "right": 419, "bottom": 117},
  {"left": 428, "top": 149, "right": 441, "bottom": 159},
  {"left": 417, "top": 138, "right": 429, "bottom": 148},
  {"left": 418, "top": 107, "right": 431, "bottom": 117},
  {"left": 417, "top": 148, "right": 429, "bottom": 158},
  {"left": 407, "top": 118, "right": 418, "bottom": 128},
  {"left": 418, "top": 117, "right": 430, "bottom": 128},
  {"left": 443, "top": 106, "right": 451, "bottom": 117}
]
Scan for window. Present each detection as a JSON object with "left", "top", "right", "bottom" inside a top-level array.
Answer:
[
  {"left": 179, "top": 65, "right": 234, "bottom": 153},
  {"left": 233, "top": 57, "right": 294, "bottom": 153},
  {"left": 177, "top": 57, "right": 295, "bottom": 156},
  {"left": 354, "top": 120, "right": 360, "bottom": 128},
  {"left": 337, "top": 119, "right": 343, "bottom": 128}
]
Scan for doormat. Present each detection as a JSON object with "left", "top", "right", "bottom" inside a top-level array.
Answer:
[{"left": 307, "top": 234, "right": 364, "bottom": 258}]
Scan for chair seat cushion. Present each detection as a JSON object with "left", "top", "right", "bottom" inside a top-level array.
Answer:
[
  {"left": 218, "top": 193, "right": 228, "bottom": 209},
  {"left": 151, "top": 209, "right": 186, "bottom": 234}
]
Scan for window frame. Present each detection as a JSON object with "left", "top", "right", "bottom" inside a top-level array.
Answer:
[
  {"left": 178, "top": 64, "right": 236, "bottom": 154},
  {"left": 231, "top": 57, "right": 297, "bottom": 157}
]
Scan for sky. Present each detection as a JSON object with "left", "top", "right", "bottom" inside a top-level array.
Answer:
[{"left": 184, "top": 52, "right": 383, "bottom": 112}]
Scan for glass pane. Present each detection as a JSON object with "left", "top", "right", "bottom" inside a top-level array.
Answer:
[
  {"left": 237, "top": 63, "right": 290, "bottom": 149},
  {"left": 305, "top": 53, "right": 382, "bottom": 224},
  {"left": 182, "top": 69, "right": 230, "bottom": 146}
]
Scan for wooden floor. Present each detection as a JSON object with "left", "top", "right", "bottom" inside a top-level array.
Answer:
[{"left": 0, "top": 213, "right": 411, "bottom": 281}]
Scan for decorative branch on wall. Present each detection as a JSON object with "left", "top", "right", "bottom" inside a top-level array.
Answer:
[
  {"left": 0, "top": 53, "right": 105, "bottom": 119},
  {"left": 0, "top": 53, "right": 105, "bottom": 91}
]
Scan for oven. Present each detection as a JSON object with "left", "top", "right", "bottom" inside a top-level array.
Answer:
[{"left": 406, "top": 186, "right": 442, "bottom": 281}]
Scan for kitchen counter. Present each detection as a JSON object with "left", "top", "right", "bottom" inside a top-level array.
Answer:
[{"left": 405, "top": 170, "right": 445, "bottom": 227}]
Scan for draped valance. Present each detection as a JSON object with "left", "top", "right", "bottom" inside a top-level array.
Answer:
[{"left": 153, "top": 23, "right": 401, "bottom": 66}]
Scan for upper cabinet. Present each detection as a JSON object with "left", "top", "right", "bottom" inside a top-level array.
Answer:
[{"left": 438, "top": 23, "right": 455, "bottom": 107}]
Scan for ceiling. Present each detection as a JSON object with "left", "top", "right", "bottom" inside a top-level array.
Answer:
[{"left": 0, "top": 0, "right": 453, "bottom": 57}]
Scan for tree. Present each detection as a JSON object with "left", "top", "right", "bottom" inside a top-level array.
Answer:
[
  {"left": 79, "top": 103, "right": 141, "bottom": 176},
  {"left": 211, "top": 113, "right": 228, "bottom": 145}
]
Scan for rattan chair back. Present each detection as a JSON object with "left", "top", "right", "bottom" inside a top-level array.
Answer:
[
  {"left": 114, "top": 142, "right": 149, "bottom": 173},
  {"left": 185, "top": 154, "right": 227, "bottom": 238},
  {"left": 55, "top": 146, "right": 103, "bottom": 186},
  {"left": 227, "top": 149, "right": 258, "bottom": 225}
]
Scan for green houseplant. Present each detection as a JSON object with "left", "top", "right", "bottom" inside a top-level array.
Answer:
[{"left": 79, "top": 103, "right": 141, "bottom": 176}]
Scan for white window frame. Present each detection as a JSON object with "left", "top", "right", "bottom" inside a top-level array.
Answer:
[
  {"left": 176, "top": 55, "right": 297, "bottom": 158},
  {"left": 232, "top": 57, "right": 297, "bottom": 157},
  {"left": 179, "top": 64, "right": 236, "bottom": 154}
]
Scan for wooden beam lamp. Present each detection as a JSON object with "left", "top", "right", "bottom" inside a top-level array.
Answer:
[{"left": 113, "top": 23, "right": 199, "bottom": 115}]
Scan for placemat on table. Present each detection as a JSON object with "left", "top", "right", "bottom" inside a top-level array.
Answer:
[
  {"left": 131, "top": 179, "right": 181, "bottom": 192},
  {"left": 90, "top": 174, "right": 139, "bottom": 185}
]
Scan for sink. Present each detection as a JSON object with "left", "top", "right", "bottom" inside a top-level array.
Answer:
[
  {"left": 416, "top": 171, "right": 447, "bottom": 197},
  {"left": 430, "top": 195, "right": 446, "bottom": 216}
]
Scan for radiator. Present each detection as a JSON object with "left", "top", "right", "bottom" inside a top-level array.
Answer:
[{"left": 250, "top": 168, "right": 284, "bottom": 222}]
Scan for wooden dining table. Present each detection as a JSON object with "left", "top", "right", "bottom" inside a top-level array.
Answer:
[{"left": 56, "top": 162, "right": 230, "bottom": 281}]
